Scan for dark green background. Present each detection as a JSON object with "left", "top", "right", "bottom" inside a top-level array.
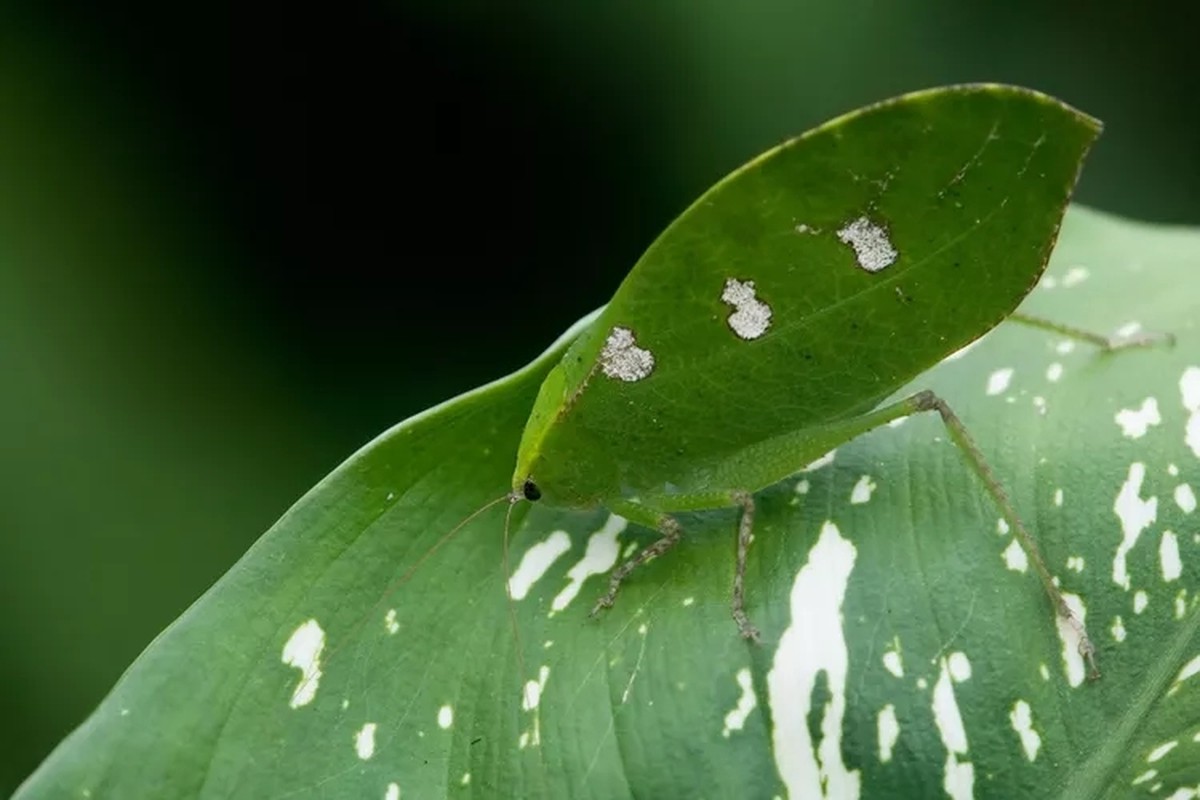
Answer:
[{"left": 2, "top": 1, "right": 1197, "bottom": 793}]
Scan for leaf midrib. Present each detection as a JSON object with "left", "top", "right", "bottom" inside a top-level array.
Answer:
[{"left": 1056, "top": 601, "right": 1200, "bottom": 799}]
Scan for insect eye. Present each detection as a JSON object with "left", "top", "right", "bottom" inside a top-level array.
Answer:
[{"left": 522, "top": 480, "right": 542, "bottom": 502}]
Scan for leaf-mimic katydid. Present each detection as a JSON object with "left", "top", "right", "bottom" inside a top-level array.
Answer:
[{"left": 496, "top": 83, "right": 1168, "bottom": 680}]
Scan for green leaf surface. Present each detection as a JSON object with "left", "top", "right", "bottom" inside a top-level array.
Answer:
[
  {"left": 16, "top": 146, "right": 1200, "bottom": 800},
  {"left": 19, "top": 206, "right": 1200, "bottom": 799}
]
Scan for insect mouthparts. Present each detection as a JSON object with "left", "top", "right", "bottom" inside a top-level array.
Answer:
[{"left": 521, "top": 479, "right": 542, "bottom": 502}]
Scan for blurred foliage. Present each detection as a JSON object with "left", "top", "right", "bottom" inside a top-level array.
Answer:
[{"left": 1, "top": 0, "right": 1197, "bottom": 792}]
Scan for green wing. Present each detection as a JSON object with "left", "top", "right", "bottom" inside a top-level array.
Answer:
[{"left": 524, "top": 84, "right": 1099, "bottom": 503}]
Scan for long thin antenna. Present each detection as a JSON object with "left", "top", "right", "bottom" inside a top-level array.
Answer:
[
  {"left": 293, "top": 491, "right": 513, "bottom": 702},
  {"left": 503, "top": 497, "right": 531, "bottom": 711}
]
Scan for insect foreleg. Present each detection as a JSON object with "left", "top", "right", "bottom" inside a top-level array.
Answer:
[{"left": 589, "top": 512, "right": 682, "bottom": 619}]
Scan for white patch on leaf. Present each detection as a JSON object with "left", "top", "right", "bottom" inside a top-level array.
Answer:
[
  {"left": 882, "top": 647, "right": 904, "bottom": 678},
  {"left": 1009, "top": 700, "right": 1041, "bottom": 762},
  {"left": 1175, "top": 654, "right": 1200, "bottom": 686},
  {"left": 1046, "top": 362, "right": 1064, "bottom": 383},
  {"left": 552, "top": 515, "right": 626, "bottom": 611},
  {"left": 850, "top": 475, "right": 877, "bottom": 504},
  {"left": 932, "top": 658, "right": 974, "bottom": 800},
  {"left": 1055, "top": 593, "right": 1088, "bottom": 688},
  {"left": 986, "top": 368, "right": 1013, "bottom": 396},
  {"left": 1147, "top": 741, "right": 1178, "bottom": 762},
  {"left": 721, "top": 668, "right": 759, "bottom": 738},
  {"left": 767, "top": 521, "right": 861, "bottom": 799},
  {"left": 1183, "top": 367, "right": 1200, "bottom": 458},
  {"left": 947, "top": 652, "right": 971, "bottom": 683},
  {"left": 1113, "top": 463, "right": 1157, "bottom": 590},
  {"left": 522, "top": 665, "right": 550, "bottom": 711},
  {"left": 877, "top": 704, "right": 899, "bottom": 763},
  {"left": 1175, "top": 484, "right": 1197, "bottom": 513},
  {"left": 282, "top": 619, "right": 325, "bottom": 709},
  {"left": 803, "top": 450, "right": 837, "bottom": 472},
  {"left": 1112, "top": 616, "right": 1127, "bottom": 642},
  {"left": 1134, "top": 590, "right": 1149, "bottom": 614},
  {"left": 1061, "top": 266, "right": 1089, "bottom": 287},
  {"left": 1115, "top": 397, "right": 1161, "bottom": 439},
  {"left": 1002, "top": 539, "right": 1027, "bottom": 572},
  {"left": 1160, "top": 531, "right": 1182, "bottom": 582},
  {"left": 508, "top": 530, "right": 571, "bottom": 600},
  {"left": 438, "top": 705, "right": 453, "bottom": 729},
  {"left": 354, "top": 722, "right": 377, "bottom": 760}
]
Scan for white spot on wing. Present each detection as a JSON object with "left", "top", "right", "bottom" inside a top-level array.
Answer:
[
  {"left": 721, "top": 668, "right": 759, "bottom": 737},
  {"left": 1115, "top": 397, "right": 1161, "bottom": 439},
  {"left": 354, "top": 722, "right": 377, "bottom": 760},
  {"left": 1009, "top": 701, "right": 1041, "bottom": 761},
  {"left": 600, "top": 326, "right": 654, "bottom": 382},
  {"left": 282, "top": 619, "right": 325, "bottom": 709},
  {"left": 986, "top": 368, "right": 1013, "bottom": 396},
  {"left": 877, "top": 704, "right": 899, "bottom": 763},
  {"left": 551, "top": 515, "right": 626, "bottom": 611},
  {"left": 721, "top": 278, "right": 773, "bottom": 340},
  {"left": 1160, "top": 531, "right": 1182, "bottom": 582},
  {"left": 837, "top": 215, "right": 898, "bottom": 272},
  {"left": 767, "top": 521, "right": 861, "bottom": 798},
  {"left": 932, "top": 658, "right": 974, "bottom": 800},
  {"left": 1113, "top": 463, "right": 1157, "bottom": 590},
  {"left": 508, "top": 530, "right": 571, "bottom": 600}
]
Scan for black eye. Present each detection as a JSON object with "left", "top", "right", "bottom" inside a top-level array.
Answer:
[{"left": 522, "top": 479, "right": 542, "bottom": 501}]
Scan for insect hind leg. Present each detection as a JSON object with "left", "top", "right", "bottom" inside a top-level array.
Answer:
[{"left": 1008, "top": 312, "right": 1175, "bottom": 351}]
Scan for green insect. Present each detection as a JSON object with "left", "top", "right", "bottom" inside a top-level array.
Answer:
[{"left": 495, "top": 83, "right": 1163, "bottom": 679}]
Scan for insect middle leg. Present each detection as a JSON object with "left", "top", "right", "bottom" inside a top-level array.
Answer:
[{"left": 591, "top": 492, "right": 763, "bottom": 641}]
